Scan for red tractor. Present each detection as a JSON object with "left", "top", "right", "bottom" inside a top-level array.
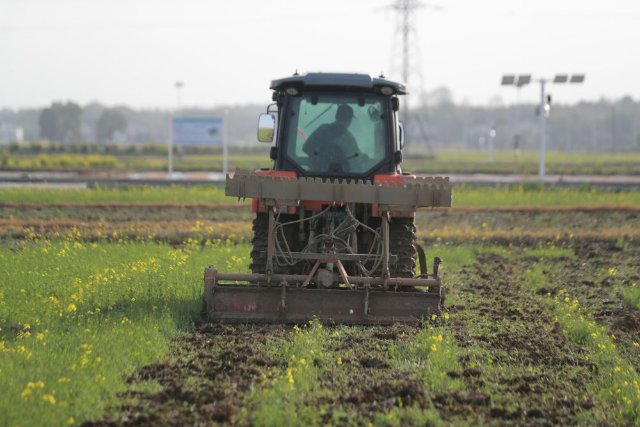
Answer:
[{"left": 204, "top": 73, "right": 451, "bottom": 324}]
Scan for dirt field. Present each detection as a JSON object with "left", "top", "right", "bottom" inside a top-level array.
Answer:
[
  {"left": 81, "top": 236, "right": 639, "bottom": 425},
  {"left": 2, "top": 195, "right": 639, "bottom": 426}
]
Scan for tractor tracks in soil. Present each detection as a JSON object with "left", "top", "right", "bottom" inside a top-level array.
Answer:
[
  {"left": 444, "top": 253, "right": 598, "bottom": 425},
  {"left": 84, "top": 322, "right": 430, "bottom": 426},
  {"left": 84, "top": 240, "right": 640, "bottom": 426},
  {"left": 83, "top": 324, "right": 291, "bottom": 426}
]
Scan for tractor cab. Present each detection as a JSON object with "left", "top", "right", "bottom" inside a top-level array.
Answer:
[{"left": 257, "top": 73, "right": 407, "bottom": 179}]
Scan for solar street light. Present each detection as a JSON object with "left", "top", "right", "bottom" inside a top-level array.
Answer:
[{"left": 500, "top": 73, "right": 585, "bottom": 181}]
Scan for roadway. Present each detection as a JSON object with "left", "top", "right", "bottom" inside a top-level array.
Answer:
[{"left": 0, "top": 170, "right": 639, "bottom": 189}]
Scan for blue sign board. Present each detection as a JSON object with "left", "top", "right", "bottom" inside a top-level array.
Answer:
[{"left": 172, "top": 117, "right": 223, "bottom": 145}]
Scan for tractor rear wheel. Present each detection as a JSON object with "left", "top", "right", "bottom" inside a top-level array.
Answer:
[
  {"left": 249, "top": 212, "right": 299, "bottom": 274},
  {"left": 389, "top": 217, "right": 417, "bottom": 278}
]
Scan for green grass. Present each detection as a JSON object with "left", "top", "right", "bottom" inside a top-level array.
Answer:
[
  {"left": 3, "top": 184, "right": 638, "bottom": 209},
  {"left": 622, "top": 283, "right": 640, "bottom": 311},
  {"left": 3, "top": 149, "right": 639, "bottom": 175},
  {"left": 1, "top": 153, "right": 272, "bottom": 172},
  {"left": 0, "top": 185, "right": 230, "bottom": 205},
  {"left": 412, "top": 149, "right": 640, "bottom": 165},
  {"left": 454, "top": 185, "right": 640, "bottom": 208},
  {"left": 390, "top": 325, "right": 462, "bottom": 393},
  {"left": 0, "top": 237, "right": 250, "bottom": 426},
  {"left": 404, "top": 149, "right": 640, "bottom": 175},
  {"left": 244, "top": 321, "right": 331, "bottom": 427}
]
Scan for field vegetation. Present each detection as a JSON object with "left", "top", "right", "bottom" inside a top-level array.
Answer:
[
  {"left": 1, "top": 183, "right": 639, "bottom": 207},
  {"left": 1, "top": 184, "right": 638, "bottom": 426},
  {"left": 2, "top": 148, "right": 639, "bottom": 175}
]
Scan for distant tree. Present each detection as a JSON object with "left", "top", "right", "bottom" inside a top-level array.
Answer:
[
  {"left": 428, "top": 86, "right": 454, "bottom": 106},
  {"left": 39, "top": 107, "right": 62, "bottom": 141},
  {"left": 96, "top": 109, "right": 127, "bottom": 143},
  {"left": 38, "top": 101, "right": 82, "bottom": 143}
]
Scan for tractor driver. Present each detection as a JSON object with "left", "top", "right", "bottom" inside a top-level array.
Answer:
[{"left": 303, "top": 104, "right": 360, "bottom": 171}]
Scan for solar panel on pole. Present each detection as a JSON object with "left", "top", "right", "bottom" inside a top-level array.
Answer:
[
  {"left": 553, "top": 75, "right": 568, "bottom": 83},
  {"left": 501, "top": 75, "right": 516, "bottom": 85},
  {"left": 516, "top": 75, "right": 531, "bottom": 87}
]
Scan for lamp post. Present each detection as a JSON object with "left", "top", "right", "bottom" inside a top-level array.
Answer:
[
  {"left": 169, "top": 81, "right": 184, "bottom": 176},
  {"left": 501, "top": 74, "right": 584, "bottom": 181},
  {"left": 488, "top": 128, "right": 496, "bottom": 162}
]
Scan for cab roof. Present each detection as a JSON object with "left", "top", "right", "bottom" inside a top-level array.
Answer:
[{"left": 270, "top": 72, "right": 408, "bottom": 95}]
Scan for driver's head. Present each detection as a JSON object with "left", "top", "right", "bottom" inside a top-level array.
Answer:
[{"left": 335, "top": 104, "right": 354, "bottom": 126}]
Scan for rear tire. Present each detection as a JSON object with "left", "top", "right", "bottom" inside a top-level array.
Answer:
[
  {"left": 389, "top": 217, "right": 417, "bottom": 278},
  {"left": 249, "top": 213, "right": 269, "bottom": 274},
  {"left": 249, "top": 212, "right": 299, "bottom": 274}
]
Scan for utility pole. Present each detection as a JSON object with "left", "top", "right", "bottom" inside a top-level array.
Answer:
[
  {"left": 223, "top": 109, "right": 229, "bottom": 177},
  {"left": 538, "top": 79, "right": 548, "bottom": 180},
  {"left": 488, "top": 128, "right": 496, "bottom": 162}
]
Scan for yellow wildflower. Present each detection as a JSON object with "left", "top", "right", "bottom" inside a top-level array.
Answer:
[
  {"left": 287, "top": 368, "right": 295, "bottom": 386},
  {"left": 42, "top": 394, "right": 56, "bottom": 405},
  {"left": 67, "top": 303, "right": 77, "bottom": 314}
]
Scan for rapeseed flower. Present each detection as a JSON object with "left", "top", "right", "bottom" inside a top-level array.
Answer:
[
  {"left": 287, "top": 368, "right": 295, "bottom": 386},
  {"left": 42, "top": 394, "right": 56, "bottom": 405}
]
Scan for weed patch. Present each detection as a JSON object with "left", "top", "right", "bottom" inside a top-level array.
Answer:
[
  {"left": 244, "top": 321, "right": 331, "bottom": 426},
  {"left": 523, "top": 269, "right": 640, "bottom": 425}
]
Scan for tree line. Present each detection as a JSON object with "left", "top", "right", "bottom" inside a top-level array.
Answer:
[{"left": 0, "top": 96, "right": 638, "bottom": 152}]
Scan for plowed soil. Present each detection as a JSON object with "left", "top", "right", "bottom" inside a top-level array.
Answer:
[
  {"left": 83, "top": 237, "right": 639, "bottom": 425},
  {"left": 83, "top": 324, "right": 291, "bottom": 426}
]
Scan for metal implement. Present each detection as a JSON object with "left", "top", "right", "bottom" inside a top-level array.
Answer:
[
  {"left": 203, "top": 268, "right": 443, "bottom": 325},
  {"left": 226, "top": 170, "right": 452, "bottom": 210}
]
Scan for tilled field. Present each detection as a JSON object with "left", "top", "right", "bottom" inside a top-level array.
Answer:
[
  {"left": 2, "top": 199, "right": 639, "bottom": 426},
  {"left": 84, "top": 237, "right": 639, "bottom": 426},
  {"left": 2, "top": 203, "right": 639, "bottom": 243}
]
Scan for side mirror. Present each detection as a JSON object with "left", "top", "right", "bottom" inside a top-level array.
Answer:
[
  {"left": 257, "top": 113, "right": 275, "bottom": 143},
  {"left": 398, "top": 121, "right": 405, "bottom": 149}
]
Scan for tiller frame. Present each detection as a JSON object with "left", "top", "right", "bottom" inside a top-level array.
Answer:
[{"left": 203, "top": 171, "right": 452, "bottom": 325}]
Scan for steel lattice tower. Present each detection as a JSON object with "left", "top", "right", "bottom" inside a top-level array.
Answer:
[{"left": 387, "top": 0, "right": 440, "bottom": 154}]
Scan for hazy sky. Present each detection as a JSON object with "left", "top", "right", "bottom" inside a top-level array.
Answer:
[{"left": 2, "top": 0, "right": 639, "bottom": 109}]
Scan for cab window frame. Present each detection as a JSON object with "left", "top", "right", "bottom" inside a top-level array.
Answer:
[{"left": 278, "top": 90, "right": 394, "bottom": 179}]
